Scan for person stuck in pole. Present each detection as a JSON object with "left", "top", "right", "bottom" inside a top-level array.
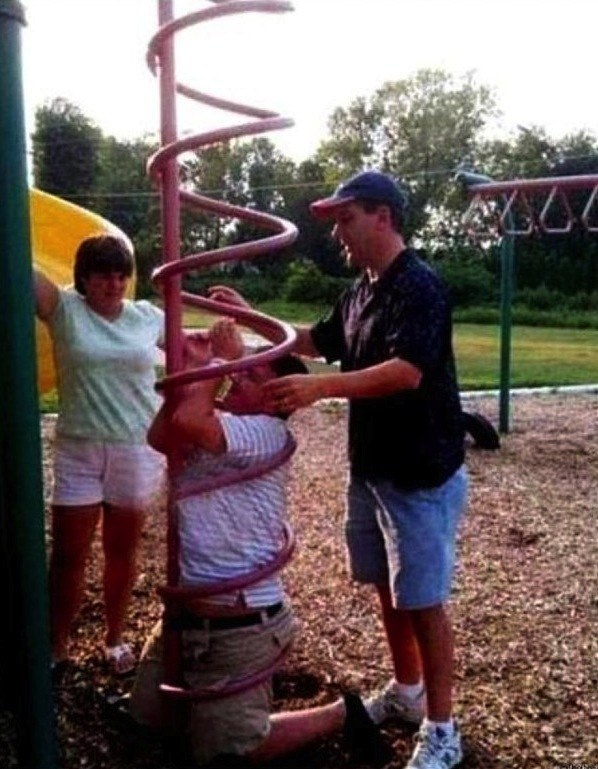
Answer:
[
  {"left": 34, "top": 235, "right": 166, "bottom": 677},
  {"left": 127, "top": 318, "right": 392, "bottom": 768},
  {"left": 208, "top": 170, "right": 468, "bottom": 769}
]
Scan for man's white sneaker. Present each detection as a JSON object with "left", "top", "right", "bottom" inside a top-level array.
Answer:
[
  {"left": 364, "top": 680, "right": 426, "bottom": 725},
  {"left": 405, "top": 722, "right": 463, "bottom": 769}
]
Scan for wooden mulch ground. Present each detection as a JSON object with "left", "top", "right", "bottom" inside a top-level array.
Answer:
[{"left": 1, "top": 392, "right": 597, "bottom": 768}]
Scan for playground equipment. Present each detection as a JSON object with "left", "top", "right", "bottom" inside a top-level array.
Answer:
[
  {"left": 147, "top": 0, "right": 298, "bottom": 700},
  {"left": 1, "top": 7, "right": 136, "bottom": 765},
  {"left": 1, "top": 0, "right": 298, "bottom": 760},
  {"left": 0, "top": 2, "right": 56, "bottom": 766},
  {"left": 457, "top": 169, "right": 598, "bottom": 432},
  {"left": 30, "top": 188, "right": 133, "bottom": 393}
]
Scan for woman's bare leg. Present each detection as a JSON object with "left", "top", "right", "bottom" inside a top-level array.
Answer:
[
  {"left": 49, "top": 504, "right": 101, "bottom": 661},
  {"left": 101, "top": 504, "right": 144, "bottom": 648}
]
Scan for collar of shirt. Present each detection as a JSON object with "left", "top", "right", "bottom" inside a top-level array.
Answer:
[{"left": 364, "top": 248, "right": 415, "bottom": 295}]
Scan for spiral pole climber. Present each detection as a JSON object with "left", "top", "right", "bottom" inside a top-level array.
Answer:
[{"left": 147, "top": 0, "right": 298, "bottom": 700}]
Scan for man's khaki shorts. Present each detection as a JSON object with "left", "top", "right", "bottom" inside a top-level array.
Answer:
[{"left": 130, "top": 601, "right": 296, "bottom": 765}]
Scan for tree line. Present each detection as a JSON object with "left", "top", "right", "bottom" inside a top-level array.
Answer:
[{"left": 31, "top": 69, "right": 598, "bottom": 317}]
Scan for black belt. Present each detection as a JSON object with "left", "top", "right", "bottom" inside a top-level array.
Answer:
[{"left": 168, "top": 602, "right": 284, "bottom": 632}]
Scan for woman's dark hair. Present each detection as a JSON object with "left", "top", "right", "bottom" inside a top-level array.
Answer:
[{"left": 74, "top": 235, "right": 134, "bottom": 295}]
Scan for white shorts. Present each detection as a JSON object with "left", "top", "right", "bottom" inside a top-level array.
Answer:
[{"left": 52, "top": 437, "right": 166, "bottom": 508}]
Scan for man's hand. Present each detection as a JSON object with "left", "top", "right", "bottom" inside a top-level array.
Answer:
[
  {"left": 209, "top": 318, "right": 244, "bottom": 360},
  {"left": 207, "top": 285, "right": 252, "bottom": 310},
  {"left": 263, "top": 374, "right": 324, "bottom": 413}
]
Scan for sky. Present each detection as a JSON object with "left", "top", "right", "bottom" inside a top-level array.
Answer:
[{"left": 19, "top": 0, "right": 598, "bottom": 164}]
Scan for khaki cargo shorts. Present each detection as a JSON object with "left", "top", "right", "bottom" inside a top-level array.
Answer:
[{"left": 130, "top": 601, "right": 297, "bottom": 765}]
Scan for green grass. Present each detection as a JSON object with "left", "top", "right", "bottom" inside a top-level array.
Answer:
[
  {"left": 179, "top": 299, "right": 329, "bottom": 328},
  {"left": 39, "top": 309, "right": 598, "bottom": 413},
  {"left": 180, "top": 309, "right": 598, "bottom": 390},
  {"left": 252, "top": 300, "right": 331, "bottom": 324},
  {"left": 251, "top": 303, "right": 598, "bottom": 390},
  {"left": 455, "top": 324, "right": 598, "bottom": 390}
]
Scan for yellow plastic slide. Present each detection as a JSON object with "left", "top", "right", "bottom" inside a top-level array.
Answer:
[{"left": 31, "top": 188, "right": 134, "bottom": 393}]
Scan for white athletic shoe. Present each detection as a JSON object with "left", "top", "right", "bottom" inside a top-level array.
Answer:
[
  {"left": 406, "top": 721, "right": 463, "bottom": 769},
  {"left": 364, "top": 679, "right": 426, "bottom": 725}
]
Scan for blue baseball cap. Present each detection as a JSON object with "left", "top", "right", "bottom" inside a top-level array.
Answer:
[{"left": 310, "top": 170, "right": 408, "bottom": 219}]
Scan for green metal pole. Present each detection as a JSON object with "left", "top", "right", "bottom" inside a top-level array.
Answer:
[
  {"left": 455, "top": 169, "right": 515, "bottom": 434},
  {"left": 498, "top": 233, "right": 514, "bottom": 433},
  {"left": 0, "top": 2, "right": 57, "bottom": 767}
]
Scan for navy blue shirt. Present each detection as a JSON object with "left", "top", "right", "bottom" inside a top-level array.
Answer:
[{"left": 311, "top": 248, "right": 465, "bottom": 490}]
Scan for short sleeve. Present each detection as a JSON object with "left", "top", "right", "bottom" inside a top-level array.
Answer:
[
  {"left": 136, "top": 300, "right": 165, "bottom": 346},
  {"left": 220, "top": 414, "right": 288, "bottom": 460}
]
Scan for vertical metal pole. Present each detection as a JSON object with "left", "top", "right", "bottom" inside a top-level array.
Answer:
[
  {"left": 157, "top": 0, "right": 182, "bottom": 595},
  {"left": 498, "top": 232, "right": 514, "bottom": 433},
  {"left": 0, "top": 2, "right": 57, "bottom": 767},
  {"left": 157, "top": 0, "right": 183, "bottom": 379},
  {"left": 155, "top": 0, "right": 183, "bottom": 699},
  {"left": 456, "top": 170, "right": 515, "bottom": 434}
]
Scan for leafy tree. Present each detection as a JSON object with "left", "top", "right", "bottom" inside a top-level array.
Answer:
[
  {"left": 471, "top": 127, "right": 598, "bottom": 297},
  {"left": 539, "top": 131, "right": 598, "bottom": 295},
  {"left": 93, "top": 136, "right": 162, "bottom": 293},
  {"left": 31, "top": 81, "right": 598, "bottom": 306},
  {"left": 181, "top": 142, "right": 235, "bottom": 259},
  {"left": 316, "top": 95, "right": 382, "bottom": 181},
  {"left": 228, "top": 137, "right": 296, "bottom": 274},
  {"left": 284, "top": 259, "right": 350, "bottom": 304},
  {"left": 432, "top": 253, "right": 498, "bottom": 307},
  {"left": 281, "top": 159, "right": 353, "bottom": 277},
  {"left": 31, "top": 98, "right": 102, "bottom": 204},
  {"left": 316, "top": 69, "right": 498, "bottom": 237},
  {"left": 182, "top": 138, "right": 299, "bottom": 279},
  {"left": 551, "top": 131, "right": 598, "bottom": 176},
  {"left": 476, "top": 125, "right": 556, "bottom": 180},
  {"left": 94, "top": 136, "right": 158, "bottom": 237}
]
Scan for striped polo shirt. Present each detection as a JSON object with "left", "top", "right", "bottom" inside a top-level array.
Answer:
[{"left": 176, "top": 412, "right": 291, "bottom": 608}]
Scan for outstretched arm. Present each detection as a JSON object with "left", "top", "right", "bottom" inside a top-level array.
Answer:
[
  {"left": 148, "top": 329, "right": 214, "bottom": 454},
  {"left": 170, "top": 379, "right": 225, "bottom": 454},
  {"left": 148, "top": 319, "right": 245, "bottom": 456},
  {"left": 263, "top": 357, "right": 422, "bottom": 412},
  {"left": 148, "top": 372, "right": 225, "bottom": 456},
  {"left": 207, "top": 285, "right": 320, "bottom": 358}
]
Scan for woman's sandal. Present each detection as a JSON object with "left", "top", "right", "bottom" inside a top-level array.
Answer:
[{"left": 104, "top": 643, "right": 136, "bottom": 676}]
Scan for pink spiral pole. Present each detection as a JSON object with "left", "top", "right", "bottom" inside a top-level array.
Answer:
[{"left": 148, "top": 0, "right": 298, "bottom": 698}]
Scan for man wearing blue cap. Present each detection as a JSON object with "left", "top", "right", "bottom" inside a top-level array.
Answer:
[{"left": 209, "top": 169, "right": 468, "bottom": 769}]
